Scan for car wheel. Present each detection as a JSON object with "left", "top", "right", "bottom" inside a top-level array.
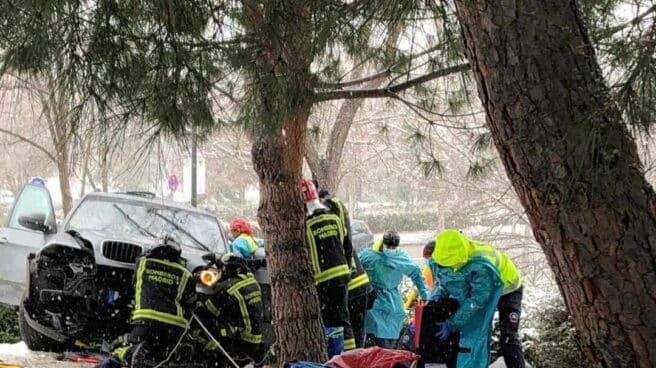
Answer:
[{"left": 19, "top": 305, "right": 67, "bottom": 352}]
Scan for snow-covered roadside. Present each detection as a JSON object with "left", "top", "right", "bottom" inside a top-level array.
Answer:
[
  {"left": 0, "top": 342, "right": 31, "bottom": 357},
  {"left": 0, "top": 342, "right": 94, "bottom": 368}
]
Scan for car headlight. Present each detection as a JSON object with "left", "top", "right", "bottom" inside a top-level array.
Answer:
[{"left": 199, "top": 269, "right": 220, "bottom": 287}]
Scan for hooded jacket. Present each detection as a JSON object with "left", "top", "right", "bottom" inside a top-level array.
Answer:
[
  {"left": 429, "top": 230, "right": 504, "bottom": 368},
  {"left": 432, "top": 230, "right": 521, "bottom": 294}
]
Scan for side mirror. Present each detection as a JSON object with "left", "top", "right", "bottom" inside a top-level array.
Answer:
[
  {"left": 202, "top": 252, "right": 218, "bottom": 265},
  {"left": 18, "top": 213, "right": 51, "bottom": 233}
]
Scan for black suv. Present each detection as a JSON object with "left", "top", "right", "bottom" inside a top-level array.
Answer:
[{"left": 0, "top": 185, "right": 269, "bottom": 351}]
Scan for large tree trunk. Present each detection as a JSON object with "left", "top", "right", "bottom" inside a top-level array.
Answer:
[
  {"left": 305, "top": 29, "right": 401, "bottom": 194},
  {"left": 306, "top": 71, "right": 370, "bottom": 194},
  {"left": 56, "top": 148, "right": 72, "bottom": 215},
  {"left": 246, "top": 1, "right": 327, "bottom": 364},
  {"left": 453, "top": 1, "right": 656, "bottom": 367},
  {"left": 251, "top": 108, "right": 327, "bottom": 365}
]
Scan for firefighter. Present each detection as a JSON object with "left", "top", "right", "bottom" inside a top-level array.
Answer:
[
  {"left": 302, "top": 179, "right": 353, "bottom": 356},
  {"left": 200, "top": 252, "right": 266, "bottom": 366},
  {"left": 316, "top": 182, "right": 370, "bottom": 350},
  {"left": 229, "top": 217, "right": 261, "bottom": 258},
  {"left": 359, "top": 231, "right": 428, "bottom": 349},
  {"left": 96, "top": 235, "right": 196, "bottom": 368}
]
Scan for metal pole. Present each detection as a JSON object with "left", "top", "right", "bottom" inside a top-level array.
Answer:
[{"left": 191, "top": 126, "right": 198, "bottom": 207}]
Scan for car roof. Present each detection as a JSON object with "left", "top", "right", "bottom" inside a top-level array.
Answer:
[{"left": 82, "top": 192, "right": 217, "bottom": 218}]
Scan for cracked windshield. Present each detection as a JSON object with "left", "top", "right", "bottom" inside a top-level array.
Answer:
[{"left": 67, "top": 197, "right": 222, "bottom": 251}]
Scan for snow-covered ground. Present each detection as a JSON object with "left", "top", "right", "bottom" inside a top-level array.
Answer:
[{"left": 0, "top": 342, "right": 94, "bottom": 368}]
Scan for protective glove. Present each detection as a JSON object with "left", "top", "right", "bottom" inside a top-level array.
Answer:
[
  {"left": 426, "top": 294, "right": 440, "bottom": 305},
  {"left": 435, "top": 322, "right": 451, "bottom": 341}
]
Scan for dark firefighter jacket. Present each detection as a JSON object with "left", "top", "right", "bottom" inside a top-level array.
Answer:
[
  {"left": 323, "top": 196, "right": 369, "bottom": 294},
  {"left": 132, "top": 255, "right": 196, "bottom": 329},
  {"left": 305, "top": 207, "right": 351, "bottom": 286},
  {"left": 205, "top": 273, "right": 264, "bottom": 345}
]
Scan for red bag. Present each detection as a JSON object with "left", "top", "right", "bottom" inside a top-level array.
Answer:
[
  {"left": 326, "top": 346, "right": 420, "bottom": 368},
  {"left": 413, "top": 300, "right": 425, "bottom": 349}
]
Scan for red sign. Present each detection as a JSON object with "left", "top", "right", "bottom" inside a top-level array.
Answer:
[{"left": 167, "top": 175, "right": 179, "bottom": 192}]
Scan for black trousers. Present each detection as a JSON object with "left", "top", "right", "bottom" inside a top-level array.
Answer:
[
  {"left": 348, "top": 288, "right": 369, "bottom": 349},
  {"left": 498, "top": 287, "right": 525, "bottom": 368},
  {"left": 115, "top": 322, "right": 185, "bottom": 368},
  {"left": 317, "top": 281, "right": 353, "bottom": 350}
]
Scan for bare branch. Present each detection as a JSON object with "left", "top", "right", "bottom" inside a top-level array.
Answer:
[
  {"left": 314, "top": 63, "right": 470, "bottom": 102},
  {"left": 0, "top": 127, "right": 56, "bottom": 162},
  {"left": 317, "top": 69, "right": 391, "bottom": 89}
]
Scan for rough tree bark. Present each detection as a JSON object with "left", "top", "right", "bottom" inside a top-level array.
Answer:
[
  {"left": 252, "top": 109, "right": 327, "bottom": 365},
  {"left": 246, "top": 1, "right": 327, "bottom": 364},
  {"left": 453, "top": 0, "right": 656, "bottom": 366}
]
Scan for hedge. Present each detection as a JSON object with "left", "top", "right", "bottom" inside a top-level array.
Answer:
[{"left": 0, "top": 303, "right": 20, "bottom": 343}]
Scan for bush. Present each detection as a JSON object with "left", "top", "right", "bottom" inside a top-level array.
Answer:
[
  {"left": 520, "top": 295, "right": 585, "bottom": 368},
  {"left": 0, "top": 303, "right": 20, "bottom": 343}
]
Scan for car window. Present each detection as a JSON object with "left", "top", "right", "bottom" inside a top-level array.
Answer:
[
  {"left": 351, "top": 221, "right": 365, "bottom": 234},
  {"left": 66, "top": 197, "right": 227, "bottom": 252},
  {"left": 8, "top": 185, "right": 55, "bottom": 231}
]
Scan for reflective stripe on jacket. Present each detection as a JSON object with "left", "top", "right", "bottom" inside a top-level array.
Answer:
[
  {"left": 348, "top": 252, "right": 370, "bottom": 291},
  {"left": 306, "top": 211, "right": 350, "bottom": 285},
  {"left": 323, "top": 196, "right": 354, "bottom": 271},
  {"left": 205, "top": 273, "right": 263, "bottom": 344},
  {"left": 133, "top": 257, "right": 194, "bottom": 328}
]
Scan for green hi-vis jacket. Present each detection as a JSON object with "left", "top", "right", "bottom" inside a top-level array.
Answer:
[
  {"left": 432, "top": 230, "right": 522, "bottom": 295},
  {"left": 205, "top": 273, "right": 264, "bottom": 345},
  {"left": 132, "top": 257, "right": 195, "bottom": 329},
  {"left": 305, "top": 209, "right": 351, "bottom": 285}
]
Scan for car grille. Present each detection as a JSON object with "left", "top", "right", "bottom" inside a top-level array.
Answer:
[{"left": 102, "top": 241, "right": 143, "bottom": 264}]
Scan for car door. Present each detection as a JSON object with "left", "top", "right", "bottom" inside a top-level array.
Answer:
[
  {"left": 351, "top": 220, "right": 374, "bottom": 252},
  {"left": 0, "top": 184, "right": 56, "bottom": 305}
]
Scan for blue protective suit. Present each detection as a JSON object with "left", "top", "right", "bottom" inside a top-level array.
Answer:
[
  {"left": 429, "top": 230, "right": 504, "bottom": 368},
  {"left": 359, "top": 243, "right": 428, "bottom": 339}
]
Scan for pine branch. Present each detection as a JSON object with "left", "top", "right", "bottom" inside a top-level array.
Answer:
[
  {"left": 316, "top": 42, "right": 451, "bottom": 89},
  {"left": 317, "top": 69, "right": 391, "bottom": 89},
  {"left": 600, "top": 5, "right": 656, "bottom": 38},
  {"left": 314, "top": 63, "right": 470, "bottom": 102}
]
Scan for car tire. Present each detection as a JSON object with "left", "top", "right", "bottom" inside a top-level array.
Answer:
[{"left": 19, "top": 305, "right": 66, "bottom": 352}]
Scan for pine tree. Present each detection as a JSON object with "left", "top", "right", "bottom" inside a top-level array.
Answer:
[
  {"left": 0, "top": 1, "right": 464, "bottom": 363},
  {"left": 453, "top": 0, "right": 656, "bottom": 366}
]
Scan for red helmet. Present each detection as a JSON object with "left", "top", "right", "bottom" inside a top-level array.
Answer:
[
  {"left": 301, "top": 179, "right": 318, "bottom": 202},
  {"left": 229, "top": 217, "right": 254, "bottom": 235}
]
